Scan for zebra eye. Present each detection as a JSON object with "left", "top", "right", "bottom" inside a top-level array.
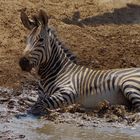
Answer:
[{"left": 39, "top": 38, "right": 44, "bottom": 42}]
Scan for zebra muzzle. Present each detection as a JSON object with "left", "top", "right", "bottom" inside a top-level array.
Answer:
[{"left": 19, "top": 57, "right": 32, "bottom": 72}]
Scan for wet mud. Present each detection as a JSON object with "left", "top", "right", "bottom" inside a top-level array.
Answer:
[{"left": 0, "top": 82, "right": 140, "bottom": 140}]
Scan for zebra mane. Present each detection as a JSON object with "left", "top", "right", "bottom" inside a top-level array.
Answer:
[{"left": 48, "top": 27, "right": 77, "bottom": 64}]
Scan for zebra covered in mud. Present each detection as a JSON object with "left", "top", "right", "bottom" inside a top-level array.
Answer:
[{"left": 19, "top": 10, "right": 140, "bottom": 115}]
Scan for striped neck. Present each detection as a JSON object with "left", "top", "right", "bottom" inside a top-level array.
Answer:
[{"left": 38, "top": 28, "right": 75, "bottom": 78}]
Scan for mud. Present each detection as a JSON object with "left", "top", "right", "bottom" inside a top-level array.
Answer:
[
  {"left": 0, "top": 82, "right": 140, "bottom": 139},
  {"left": 0, "top": 0, "right": 140, "bottom": 139}
]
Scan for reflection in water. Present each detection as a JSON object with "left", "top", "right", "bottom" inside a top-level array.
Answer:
[{"left": 4, "top": 115, "right": 140, "bottom": 140}]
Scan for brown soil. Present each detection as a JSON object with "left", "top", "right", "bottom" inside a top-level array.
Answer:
[{"left": 0, "top": 0, "right": 140, "bottom": 89}]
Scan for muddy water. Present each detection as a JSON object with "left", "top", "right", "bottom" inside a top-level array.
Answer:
[
  {"left": 1, "top": 114, "right": 140, "bottom": 140},
  {"left": 0, "top": 86, "right": 140, "bottom": 140}
]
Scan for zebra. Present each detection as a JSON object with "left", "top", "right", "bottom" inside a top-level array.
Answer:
[{"left": 19, "top": 10, "right": 140, "bottom": 115}]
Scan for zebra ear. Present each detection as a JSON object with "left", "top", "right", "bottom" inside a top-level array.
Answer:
[
  {"left": 20, "top": 10, "right": 36, "bottom": 30},
  {"left": 38, "top": 10, "right": 48, "bottom": 26},
  {"left": 32, "top": 15, "right": 40, "bottom": 26}
]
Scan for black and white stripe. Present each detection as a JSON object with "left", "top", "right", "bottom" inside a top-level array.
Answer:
[{"left": 20, "top": 10, "right": 140, "bottom": 115}]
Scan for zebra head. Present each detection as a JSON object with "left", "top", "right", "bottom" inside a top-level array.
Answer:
[{"left": 19, "top": 10, "right": 51, "bottom": 72}]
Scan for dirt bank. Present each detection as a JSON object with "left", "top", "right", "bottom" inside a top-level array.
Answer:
[{"left": 0, "top": 0, "right": 140, "bottom": 88}]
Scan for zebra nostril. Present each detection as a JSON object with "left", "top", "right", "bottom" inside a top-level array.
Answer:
[{"left": 19, "top": 57, "right": 32, "bottom": 72}]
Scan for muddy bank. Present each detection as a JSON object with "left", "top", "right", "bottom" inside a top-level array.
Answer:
[
  {"left": 0, "top": 82, "right": 140, "bottom": 140},
  {"left": 0, "top": 82, "right": 140, "bottom": 127}
]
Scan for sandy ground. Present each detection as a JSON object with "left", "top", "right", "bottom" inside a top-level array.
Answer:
[
  {"left": 0, "top": 0, "right": 140, "bottom": 139},
  {"left": 0, "top": 0, "right": 140, "bottom": 88}
]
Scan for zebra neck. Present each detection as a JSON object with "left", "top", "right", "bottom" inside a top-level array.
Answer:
[
  {"left": 38, "top": 45, "right": 75, "bottom": 79},
  {"left": 38, "top": 46, "right": 77, "bottom": 94}
]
